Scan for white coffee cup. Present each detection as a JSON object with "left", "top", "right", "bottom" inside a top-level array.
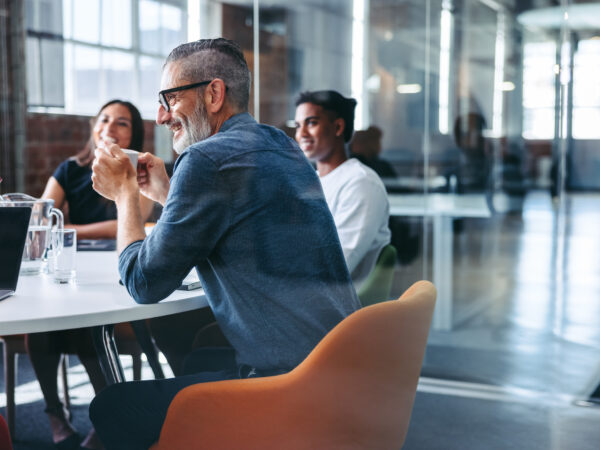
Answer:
[{"left": 122, "top": 149, "right": 139, "bottom": 170}]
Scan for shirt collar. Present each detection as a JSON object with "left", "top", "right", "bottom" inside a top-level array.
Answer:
[{"left": 219, "top": 112, "right": 255, "bottom": 133}]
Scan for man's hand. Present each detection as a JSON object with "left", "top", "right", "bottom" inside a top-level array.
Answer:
[
  {"left": 92, "top": 144, "right": 139, "bottom": 202},
  {"left": 137, "top": 152, "right": 170, "bottom": 206},
  {"left": 92, "top": 144, "right": 146, "bottom": 253}
]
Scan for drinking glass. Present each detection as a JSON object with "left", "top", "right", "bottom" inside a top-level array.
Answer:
[{"left": 52, "top": 228, "right": 77, "bottom": 284}]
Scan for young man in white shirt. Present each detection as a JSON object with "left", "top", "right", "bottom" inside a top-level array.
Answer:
[{"left": 294, "top": 90, "right": 391, "bottom": 288}]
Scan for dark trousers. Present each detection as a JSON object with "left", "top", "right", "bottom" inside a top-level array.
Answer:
[{"left": 89, "top": 347, "right": 239, "bottom": 450}]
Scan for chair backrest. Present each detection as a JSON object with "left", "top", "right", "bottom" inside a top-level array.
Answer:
[
  {"left": 154, "top": 280, "right": 436, "bottom": 450},
  {"left": 291, "top": 280, "right": 436, "bottom": 448},
  {"left": 358, "top": 243, "right": 397, "bottom": 306}
]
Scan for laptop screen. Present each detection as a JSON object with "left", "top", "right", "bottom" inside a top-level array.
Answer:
[{"left": 0, "top": 206, "right": 32, "bottom": 295}]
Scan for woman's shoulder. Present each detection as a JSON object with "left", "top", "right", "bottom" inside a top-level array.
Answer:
[
  {"left": 54, "top": 157, "right": 78, "bottom": 170},
  {"left": 61, "top": 158, "right": 91, "bottom": 173},
  {"left": 53, "top": 158, "right": 91, "bottom": 185}
]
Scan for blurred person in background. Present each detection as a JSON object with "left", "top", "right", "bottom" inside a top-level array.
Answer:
[
  {"left": 350, "top": 125, "right": 397, "bottom": 179},
  {"left": 452, "top": 112, "right": 492, "bottom": 193}
]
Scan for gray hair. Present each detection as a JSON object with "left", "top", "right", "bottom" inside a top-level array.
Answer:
[{"left": 165, "top": 38, "right": 251, "bottom": 112}]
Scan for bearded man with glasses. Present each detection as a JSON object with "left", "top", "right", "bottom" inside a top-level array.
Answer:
[{"left": 89, "top": 38, "right": 359, "bottom": 449}]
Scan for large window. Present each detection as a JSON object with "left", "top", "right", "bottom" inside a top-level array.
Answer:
[
  {"left": 573, "top": 38, "right": 600, "bottom": 139},
  {"left": 522, "top": 41, "right": 556, "bottom": 140},
  {"left": 522, "top": 37, "right": 600, "bottom": 141},
  {"left": 26, "top": 0, "right": 187, "bottom": 118}
]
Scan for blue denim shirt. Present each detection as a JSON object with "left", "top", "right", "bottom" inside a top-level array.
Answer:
[{"left": 119, "top": 113, "right": 360, "bottom": 371}]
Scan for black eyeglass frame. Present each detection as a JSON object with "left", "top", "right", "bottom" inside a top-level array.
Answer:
[{"left": 158, "top": 80, "right": 212, "bottom": 112}]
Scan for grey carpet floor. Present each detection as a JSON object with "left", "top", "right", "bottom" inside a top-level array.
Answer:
[{"left": 4, "top": 353, "right": 600, "bottom": 450}]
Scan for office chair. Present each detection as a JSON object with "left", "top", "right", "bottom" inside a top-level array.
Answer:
[
  {"left": 358, "top": 243, "right": 397, "bottom": 307},
  {"left": 151, "top": 280, "right": 436, "bottom": 450}
]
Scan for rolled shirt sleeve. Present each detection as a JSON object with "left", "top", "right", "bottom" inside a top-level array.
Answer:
[{"left": 119, "top": 151, "right": 231, "bottom": 304}]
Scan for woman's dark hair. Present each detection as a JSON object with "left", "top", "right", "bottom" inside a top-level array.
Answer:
[
  {"left": 74, "top": 99, "right": 144, "bottom": 166},
  {"left": 295, "top": 90, "right": 357, "bottom": 142}
]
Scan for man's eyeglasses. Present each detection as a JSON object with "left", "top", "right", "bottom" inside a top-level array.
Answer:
[{"left": 158, "top": 80, "right": 212, "bottom": 112}]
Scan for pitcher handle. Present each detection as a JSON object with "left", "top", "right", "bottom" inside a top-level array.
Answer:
[{"left": 50, "top": 207, "right": 64, "bottom": 231}]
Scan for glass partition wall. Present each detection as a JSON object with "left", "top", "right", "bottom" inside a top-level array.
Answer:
[
  {"left": 21, "top": 0, "right": 600, "bottom": 416},
  {"left": 245, "top": 0, "right": 600, "bottom": 406}
]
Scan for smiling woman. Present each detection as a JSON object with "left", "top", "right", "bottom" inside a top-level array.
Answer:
[
  {"left": 24, "top": 99, "right": 155, "bottom": 450},
  {"left": 41, "top": 99, "right": 151, "bottom": 237}
]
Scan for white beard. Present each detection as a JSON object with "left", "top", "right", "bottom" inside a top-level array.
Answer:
[{"left": 172, "top": 103, "right": 212, "bottom": 154}]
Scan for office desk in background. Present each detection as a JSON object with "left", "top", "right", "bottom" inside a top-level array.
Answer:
[
  {"left": 0, "top": 251, "right": 207, "bottom": 383},
  {"left": 381, "top": 175, "right": 448, "bottom": 193},
  {"left": 388, "top": 193, "right": 492, "bottom": 331}
]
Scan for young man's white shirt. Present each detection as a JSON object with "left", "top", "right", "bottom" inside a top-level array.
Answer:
[{"left": 319, "top": 158, "right": 391, "bottom": 289}]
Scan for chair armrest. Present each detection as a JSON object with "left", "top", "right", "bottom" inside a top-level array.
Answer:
[{"left": 153, "top": 375, "right": 295, "bottom": 450}]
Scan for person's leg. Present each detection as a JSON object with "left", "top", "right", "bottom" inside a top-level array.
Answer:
[
  {"left": 182, "top": 346, "right": 236, "bottom": 375},
  {"left": 191, "top": 321, "right": 230, "bottom": 349},
  {"left": 71, "top": 328, "right": 107, "bottom": 394},
  {"left": 25, "top": 331, "right": 79, "bottom": 445},
  {"left": 90, "top": 367, "right": 238, "bottom": 450},
  {"left": 149, "top": 307, "right": 216, "bottom": 375},
  {"left": 70, "top": 328, "right": 108, "bottom": 449}
]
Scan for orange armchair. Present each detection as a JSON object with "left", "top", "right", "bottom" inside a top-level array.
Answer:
[{"left": 152, "top": 280, "right": 436, "bottom": 450}]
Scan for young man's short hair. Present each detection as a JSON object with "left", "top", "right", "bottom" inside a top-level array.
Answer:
[{"left": 295, "top": 90, "right": 357, "bottom": 142}]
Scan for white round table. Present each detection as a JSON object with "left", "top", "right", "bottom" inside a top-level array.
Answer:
[{"left": 0, "top": 251, "right": 207, "bottom": 383}]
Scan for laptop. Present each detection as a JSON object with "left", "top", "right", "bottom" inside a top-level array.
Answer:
[{"left": 0, "top": 206, "right": 32, "bottom": 301}]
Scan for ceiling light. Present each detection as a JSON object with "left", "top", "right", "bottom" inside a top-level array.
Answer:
[
  {"left": 396, "top": 84, "right": 422, "bottom": 94},
  {"left": 502, "top": 81, "right": 515, "bottom": 91}
]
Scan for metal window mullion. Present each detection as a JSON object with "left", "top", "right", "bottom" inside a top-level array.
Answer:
[
  {"left": 422, "top": 0, "right": 432, "bottom": 281},
  {"left": 99, "top": 0, "right": 107, "bottom": 104},
  {"left": 64, "top": 38, "right": 162, "bottom": 58},
  {"left": 37, "top": 36, "right": 44, "bottom": 108},
  {"left": 132, "top": 0, "right": 140, "bottom": 107},
  {"left": 99, "top": 0, "right": 103, "bottom": 46},
  {"left": 132, "top": 0, "right": 139, "bottom": 53}
]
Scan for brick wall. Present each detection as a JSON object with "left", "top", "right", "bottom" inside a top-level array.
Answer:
[{"left": 24, "top": 112, "right": 156, "bottom": 197}]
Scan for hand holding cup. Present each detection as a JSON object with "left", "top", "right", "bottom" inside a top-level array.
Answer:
[
  {"left": 91, "top": 143, "right": 139, "bottom": 201},
  {"left": 137, "top": 152, "right": 170, "bottom": 206}
]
